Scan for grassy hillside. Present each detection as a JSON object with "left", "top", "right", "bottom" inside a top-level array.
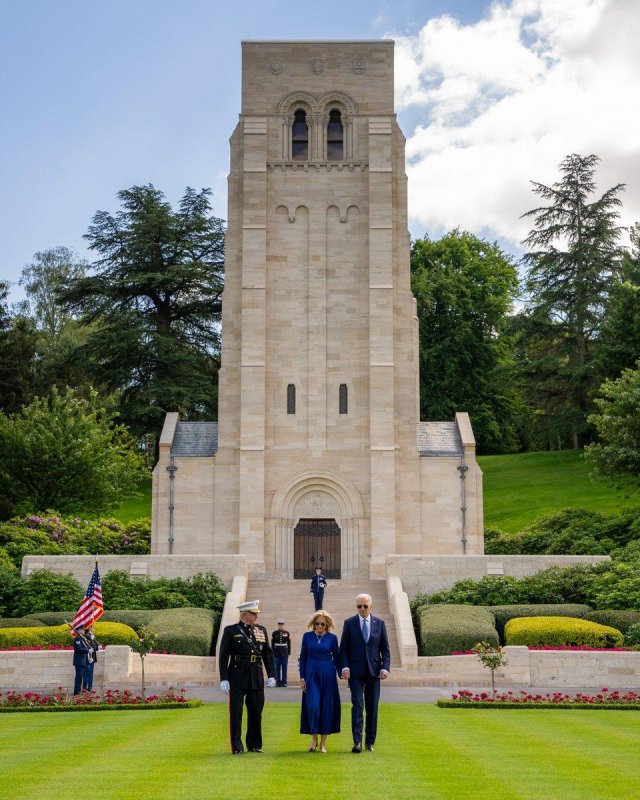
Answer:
[
  {"left": 479, "top": 450, "right": 640, "bottom": 533},
  {"left": 112, "top": 477, "right": 152, "bottom": 524}
]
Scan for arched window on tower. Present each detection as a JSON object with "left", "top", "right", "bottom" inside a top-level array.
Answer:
[
  {"left": 292, "top": 109, "right": 308, "bottom": 160},
  {"left": 327, "top": 109, "right": 343, "bottom": 161}
]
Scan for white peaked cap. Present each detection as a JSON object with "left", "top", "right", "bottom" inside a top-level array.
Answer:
[{"left": 237, "top": 600, "right": 260, "bottom": 613}]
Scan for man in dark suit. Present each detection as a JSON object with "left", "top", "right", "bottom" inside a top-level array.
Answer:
[
  {"left": 339, "top": 593, "right": 390, "bottom": 753},
  {"left": 219, "top": 600, "right": 276, "bottom": 754}
]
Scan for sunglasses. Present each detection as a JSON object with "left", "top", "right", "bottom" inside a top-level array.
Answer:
[
  {"left": 357, "top": 604, "right": 369, "bottom": 609},
  {"left": 313, "top": 622, "right": 327, "bottom": 627}
]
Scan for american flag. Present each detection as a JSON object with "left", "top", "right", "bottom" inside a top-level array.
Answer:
[{"left": 71, "top": 565, "right": 104, "bottom": 632}]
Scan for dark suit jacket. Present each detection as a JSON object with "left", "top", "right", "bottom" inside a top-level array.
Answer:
[
  {"left": 218, "top": 622, "right": 275, "bottom": 690},
  {"left": 339, "top": 614, "right": 391, "bottom": 678}
]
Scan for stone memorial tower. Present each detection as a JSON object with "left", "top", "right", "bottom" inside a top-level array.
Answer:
[{"left": 151, "top": 40, "right": 484, "bottom": 579}]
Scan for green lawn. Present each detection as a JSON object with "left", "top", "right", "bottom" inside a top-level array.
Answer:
[
  {"left": 2, "top": 704, "right": 639, "bottom": 799},
  {"left": 479, "top": 450, "right": 640, "bottom": 533},
  {"left": 111, "top": 477, "right": 152, "bottom": 524}
]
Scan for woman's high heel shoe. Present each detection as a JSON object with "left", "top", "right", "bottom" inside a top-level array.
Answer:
[{"left": 308, "top": 737, "right": 317, "bottom": 752}]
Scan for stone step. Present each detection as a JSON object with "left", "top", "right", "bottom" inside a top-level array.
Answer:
[{"left": 245, "top": 578, "right": 400, "bottom": 667}]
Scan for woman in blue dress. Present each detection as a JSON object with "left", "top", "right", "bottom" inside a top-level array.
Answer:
[{"left": 299, "top": 610, "right": 342, "bottom": 753}]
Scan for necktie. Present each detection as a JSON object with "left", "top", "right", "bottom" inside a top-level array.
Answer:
[{"left": 362, "top": 618, "right": 369, "bottom": 643}]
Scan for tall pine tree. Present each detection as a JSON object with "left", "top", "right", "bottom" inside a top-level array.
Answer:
[
  {"left": 58, "top": 185, "right": 225, "bottom": 441},
  {"left": 519, "top": 154, "right": 625, "bottom": 448}
]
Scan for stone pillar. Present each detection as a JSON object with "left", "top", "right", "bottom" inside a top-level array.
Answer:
[
  {"left": 238, "top": 117, "right": 267, "bottom": 572},
  {"left": 368, "top": 117, "right": 396, "bottom": 577}
]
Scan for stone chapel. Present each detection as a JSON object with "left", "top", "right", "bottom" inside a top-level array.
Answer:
[{"left": 151, "top": 40, "right": 484, "bottom": 580}]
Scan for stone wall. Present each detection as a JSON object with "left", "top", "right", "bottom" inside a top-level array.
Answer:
[
  {"left": 0, "top": 646, "right": 217, "bottom": 692},
  {"left": 387, "top": 554, "right": 611, "bottom": 596},
  {"left": 21, "top": 555, "right": 248, "bottom": 587},
  {"left": 416, "top": 646, "right": 640, "bottom": 689}
]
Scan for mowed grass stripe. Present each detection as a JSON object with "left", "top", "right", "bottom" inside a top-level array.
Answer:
[{"left": 2, "top": 704, "right": 640, "bottom": 800}]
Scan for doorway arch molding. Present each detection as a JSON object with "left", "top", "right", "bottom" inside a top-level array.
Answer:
[{"left": 271, "top": 468, "right": 364, "bottom": 573}]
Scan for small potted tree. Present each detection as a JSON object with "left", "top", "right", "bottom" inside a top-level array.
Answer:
[
  {"left": 130, "top": 625, "right": 157, "bottom": 699},
  {"left": 472, "top": 641, "right": 509, "bottom": 699}
]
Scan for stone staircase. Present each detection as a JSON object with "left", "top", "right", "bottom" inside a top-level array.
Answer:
[{"left": 244, "top": 578, "right": 402, "bottom": 679}]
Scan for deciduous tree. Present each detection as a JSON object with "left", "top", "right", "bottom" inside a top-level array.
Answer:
[{"left": 410, "top": 230, "right": 522, "bottom": 453}]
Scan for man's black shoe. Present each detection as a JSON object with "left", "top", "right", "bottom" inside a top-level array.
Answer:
[
  {"left": 366, "top": 744, "right": 375, "bottom": 752},
  {"left": 249, "top": 748, "right": 263, "bottom": 753},
  {"left": 352, "top": 743, "right": 362, "bottom": 753},
  {"left": 232, "top": 750, "right": 244, "bottom": 755}
]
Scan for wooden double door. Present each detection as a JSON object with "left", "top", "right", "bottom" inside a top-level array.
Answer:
[{"left": 293, "top": 518, "right": 341, "bottom": 579}]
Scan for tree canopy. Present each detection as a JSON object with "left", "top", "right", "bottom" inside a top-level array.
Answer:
[
  {"left": 0, "top": 386, "right": 147, "bottom": 518},
  {"left": 518, "top": 153, "right": 626, "bottom": 448},
  {"left": 410, "top": 229, "right": 522, "bottom": 454},
  {"left": 58, "top": 185, "right": 225, "bottom": 439}
]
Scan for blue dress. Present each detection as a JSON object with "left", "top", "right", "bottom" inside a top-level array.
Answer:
[{"left": 299, "top": 631, "right": 341, "bottom": 735}]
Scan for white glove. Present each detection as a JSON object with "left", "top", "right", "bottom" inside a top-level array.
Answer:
[
  {"left": 267, "top": 677, "right": 276, "bottom": 688},
  {"left": 220, "top": 680, "right": 230, "bottom": 693}
]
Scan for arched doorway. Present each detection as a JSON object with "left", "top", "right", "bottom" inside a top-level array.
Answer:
[
  {"left": 270, "top": 468, "right": 365, "bottom": 578},
  {"left": 294, "top": 518, "right": 341, "bottom": 578}
]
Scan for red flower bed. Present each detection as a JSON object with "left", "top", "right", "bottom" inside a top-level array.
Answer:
[
  {"left": 449, "top": 688, "right": 640, "bottom": 705},
  {"left": 0, "top": 686, "right": 191, "bottom": 708}
]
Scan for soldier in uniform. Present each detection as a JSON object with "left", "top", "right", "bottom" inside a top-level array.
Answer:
[
  {"left": 219, "top": 600, "right": 276, "bottom": 754},
  {"left": 310, "top": 566, "right": 327, "bottom": 611},
  {"left": 271, "top": 618, "right": 291, "bottom": 687}
]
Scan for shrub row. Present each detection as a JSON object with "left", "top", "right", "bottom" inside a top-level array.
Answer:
[
  {"left": 0, "top": 513, "right": 151, "bottom": 570},
  {"left": 415, "top": 561, "right": 640, "bottom": 610},
  {"left": 417, "top": 604, "right": 498, "bottom": 656},
  {"left": 491, "top": 604, "right": 592, "bottom": 641},
  {"left": 0, "top": 608, "right": 219, "bottom": 656},
  {"left": 0, "top": 621, "right": 138, "bottom": 648},
  {"left": 585, "top": 609, "right": 640, "bottom": 634},
  {"left": 0, "top": 568, "right": 227, "bottom": 619},
  {"left": 484, "top": 507, "right": 640, "bottom": 558},
  {"left": 504, "top": 616, "right": 624, "bottom": 648}
]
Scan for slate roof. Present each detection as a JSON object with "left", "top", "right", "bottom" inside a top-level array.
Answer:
[
  {"left": 170, "top": 422, "right": 218, "bottom": 457},
  {"left": 417, "top": 421, "right": 463, "bottom": 457}
]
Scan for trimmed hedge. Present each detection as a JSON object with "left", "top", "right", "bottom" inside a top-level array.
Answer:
[
  {"left": 0, "top": 621, "right": 138, "bottom": 648},
  {"left": 490, "top": 604, "right": 592, "bottom": 642},
  {"left": 0, "top": 608, "right": 218, "bottom": 655},
  {"left": 417, "top": 604, "right": 498, "bottom": 656},
  {"left": 147, "top": 608, "right": 218, "bottom": 656},
  {"left": 505, "top": 616, "right": 624, "bottom": 648},
  {"left": 585, "top": 609, "right": 640, "bottom": 634}
]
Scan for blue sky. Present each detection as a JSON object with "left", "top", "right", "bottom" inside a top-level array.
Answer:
[{"left": 1, "top": 1, "right": 638, "bottom": 303}]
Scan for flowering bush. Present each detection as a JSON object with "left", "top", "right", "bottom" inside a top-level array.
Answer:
[
  {"left": 0, "top": 686, "right": 200, "bottom": 711},
  {"left": 439, "top": 688, "right": 640, "bottom": 707}
]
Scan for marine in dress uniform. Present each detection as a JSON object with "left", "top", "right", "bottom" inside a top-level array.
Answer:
[
  {"left": 219, "top": 600, "right": 276, "bottom": 754},
  {"left": 310, "top": 566, "right": 327, "bottom": 611},
  {"left": 271, "top": 619, "right": 291, "bottom": 687}
]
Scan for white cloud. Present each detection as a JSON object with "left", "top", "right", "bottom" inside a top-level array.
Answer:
[{"left": 394, "top": 0, "right": 640, "bottom": 249}]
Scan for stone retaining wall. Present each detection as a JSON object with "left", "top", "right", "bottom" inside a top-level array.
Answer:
[
  {"left": 387, "top": 554, "right": 610, "bottom": 596},
  {"left": 417, "top": 646, "right": 640, "bottom": 689},
  {"left": 0, "top": 646, "right": 217, "bottom": 693}
]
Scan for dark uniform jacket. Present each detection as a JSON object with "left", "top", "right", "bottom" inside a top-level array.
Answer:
[
  {"left": 72, "top": 636, "right": 90, "bottom": 667},
  {"left": 219, "top": 622, "right": 275, "bottom": 690},
  {"left": 271, "top": 629, "right": 291, "bottom": 656},
  {"left": 310, "top": 574, "right": 327, "bottom": 594}
]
